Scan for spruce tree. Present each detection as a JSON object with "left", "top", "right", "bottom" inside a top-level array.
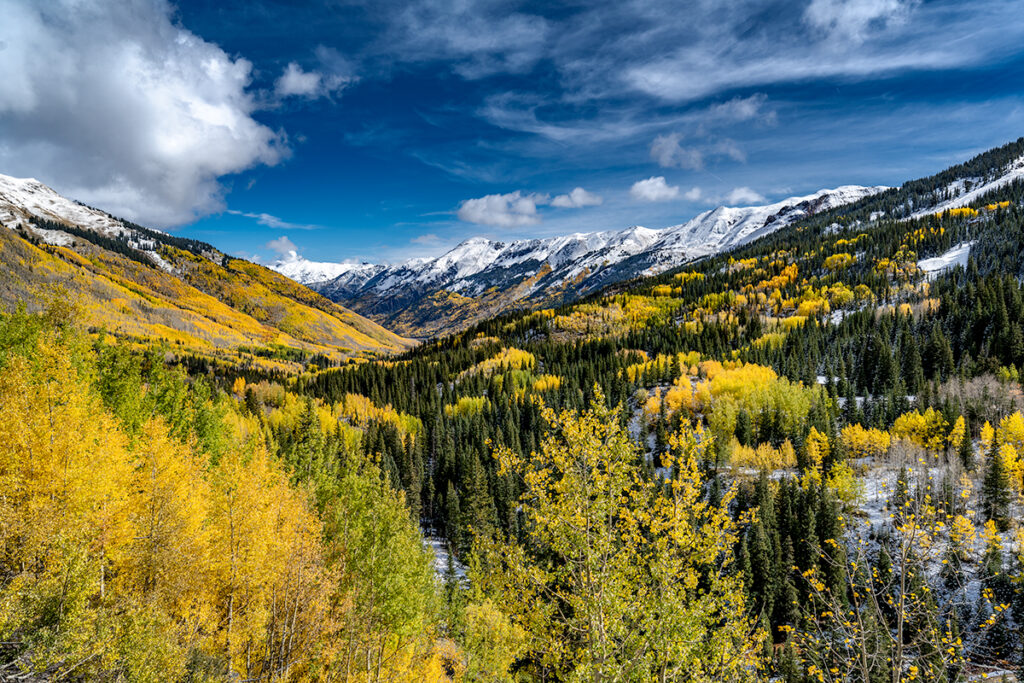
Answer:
[{"left": 982, "top": 444, "right": 1011, "bottom": 531}]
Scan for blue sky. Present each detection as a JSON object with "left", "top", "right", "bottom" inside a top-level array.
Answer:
[{"left": 2, "top": 0, "right": 1024, "bottom": 264}]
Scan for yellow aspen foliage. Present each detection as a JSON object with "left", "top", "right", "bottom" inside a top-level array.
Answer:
[
  {"left": 949, "top": 514, "right": 976, "bottom": 549},
  {"left": 444, "top": 395, "right": 490, "bottom": 417},
  {"left": 119, "top": 419, "right": 213, "bottom": 636},
  {"left": 853, "top": 283, "right": 875, "bottom": 303},
  {"left": 840, "top": 424, "right": 891, "bottom": 460},
  {"left": 998, "top": 443, "right": 1024, "bottom": 494},
  {"left": 981, "top": 420, "right": 996, "bottom": 454},
  {"left": 0, "top": 334, "right": 135, "bottom": 573},
  {"left": 826, "top": 462, "right": 864, "bottom": 506},
  {"left": 805, "top": 427, "right": 830, "bottom": 470},
  {"left": 463, "top": 599, "right": 527, "bottom": 682},
  {"left": 531, "top": 374, "right": 562, "bottom": 392},
  {"left": 730, "top": 440, "right": 797, "bottom": 471},
  {"left": 823, "top": 252, "right": 855, "bottom": 270},
  {"left": 892, "top": 407, "right": 949, "bottom": 453},
  {"left": 982, "top": 519, "right": 1002, "bottom": 555},
  {"left": 996, "top": 411, "right": 1024, "bottom": 453},
  {"left": 487, "top": 393, "right": 762, "bottom": 681},
  {"left": 948, "top": 415, "right": 967, "bottom": 451},
  {"left": 674, "top": 271, "right": 705, "bottom": 284}
]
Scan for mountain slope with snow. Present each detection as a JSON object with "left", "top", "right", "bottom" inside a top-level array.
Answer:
[
  {"left": 276, "top": 185, "right": 886, "bottom": 336},
  {"left": 0, "top": 173, "right": 412, "bottom": 358}
]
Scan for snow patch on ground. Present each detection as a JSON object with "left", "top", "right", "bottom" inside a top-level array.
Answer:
[
  {"left": 911, "top": 155, "right": 1024, "bottom": 219},
  {"left": 426, "top": 536, "right": 466, "bottom": 582},
  {"left": 29, "top": 226, "right": 74, "bottom": 247},
  {"left": 145, "top": 250, "right": 175, "bottom": 273},
  {"left": 918, "top": 241, "right": 974, "bottom": 280},
  {"left": 0, "top": 173, "right": 128, "bottom": 237}
]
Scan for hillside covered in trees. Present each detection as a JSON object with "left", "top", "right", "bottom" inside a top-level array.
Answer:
[{"left": 7, "top": 138, "right": 1024, "bottom": 681}]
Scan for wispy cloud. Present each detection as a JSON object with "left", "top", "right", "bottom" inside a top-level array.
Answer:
[
  {"left": 227, "top": 210, "right": 321, "bottom": 230},
  {"left": 411, "top": 232, "right": 441, "bottom": 244}
]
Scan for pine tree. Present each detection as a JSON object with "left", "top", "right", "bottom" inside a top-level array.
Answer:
[{"left": 982, "top": 444, "right": 1011, "bottom": 531}]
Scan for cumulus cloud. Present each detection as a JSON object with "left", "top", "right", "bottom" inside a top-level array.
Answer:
[
  {"left": 266, "top": 235, "right": 298, "bottom": 256},
  {"left": 725, "top": 187, "right": 767, "bottom": 205},
  {"left": 0, "top": 0, "right": 285, "bottom": 228},
  {"left": 276, "top": 63, "right": 322, "bottom": 97},
  {"left": 551, "top": 187, "right": 603, "bottom": 208},
  {"left": 275, "top": 46, "right": 356, "bottom": 99},
  {"left": 684, "top": 187, "right": 703, "bottom": 201},
  {"left": 630, "top": 177, "right": 680, "bottom": 202},
  {"left": 457, "top": 191, "right": 547, "bottom": 227}
]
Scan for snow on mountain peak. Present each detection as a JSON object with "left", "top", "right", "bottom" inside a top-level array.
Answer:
[
  {"left": 287, "top": 184, "right": 888, "bottom": 306},
  {"left": 0, "top": 173, "right": 128, "bottom": 237},
  {"left": 271, "top": 250, "right": 382, "bottom": 285}
]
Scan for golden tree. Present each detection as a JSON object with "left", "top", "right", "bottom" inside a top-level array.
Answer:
[{"left": 481, "top": 390, "right": 762, "bottom": 682}]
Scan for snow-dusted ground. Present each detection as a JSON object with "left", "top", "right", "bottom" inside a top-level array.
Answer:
[
  {"left": 918, "top": 241, "right": 974, "bottom": 280},
  {"left": 426, "top": 536, "right": 466, "bottom": 582},
  {"left": 0, "top": 173, "right": 127, "bottom": 236},
  {"left": 911, "top": 155, "right": 1024, "bottom": 219},
  {"left": 29, "top": 226, "right": 74, "bottom": 247}
]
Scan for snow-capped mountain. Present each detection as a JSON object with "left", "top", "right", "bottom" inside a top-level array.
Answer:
[
  {"left": 271, "top": 250, "right": 385, "bottom": 287},
  {"left": 273, "top": 185, "right": 886, "bottom": 334},
  {"left": 0, "top": 173, "right": 195, "bottom": 271},
  {"left": 0, "top": 174, "right": 129, "bottom": 239}
]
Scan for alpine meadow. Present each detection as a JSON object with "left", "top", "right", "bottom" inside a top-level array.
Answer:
[{"left": 4, "top": 1, "right": 1024, "bottom": 682}]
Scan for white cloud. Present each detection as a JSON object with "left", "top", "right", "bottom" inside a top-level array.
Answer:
[
  {"left": 551, "top": 187, "right": 603, "bottom": 208},
  {"left": 274, "top": 47, "right": 356, "bottom": 99},
  {"left": 0, "top": 0, "right": 285, "bottom": 228},
  {"left": 386, "top": 0, "right": 549, "bottom": 79},
  {"left": 266, "top": 235, "right": 298, "bottom": 256},
  {"left": 630, "top": 176, "right": 680, "bottom": 202},
  {"left": 708, "top": 93, "right": 777, "bottom": 124},
  {"left": 805, "top": 0, "right": 917, "bottom": 42},
  {"left": 684, "top": 187, "right": 703, "bottom": 201},
  {"left": 411, "top": 233, "right": 441, "bottom": 244},
  {"left": 276, "top": 63, "right": 323, "bottom": 97},
  {"left": 226, "top": 209, "right": 319, "bottom": 230},
  {"left": 725, "top": 187, "right": 767, "bottom": 205},
  {"left": 650, "top": 133, "right": 703, "bottom": 170},
  {"left": 457, "top": 191, "right": 546, "bottom": 227}
]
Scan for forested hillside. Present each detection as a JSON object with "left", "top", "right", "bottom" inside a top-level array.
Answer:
[
  {"left": 6, "top": 138, "right": 1024, "bottom": 681},
  {"left": 0, "top": 176, "right": 412, "bottom": 367}
]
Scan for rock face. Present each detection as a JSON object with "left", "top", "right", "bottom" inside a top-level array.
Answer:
[{"left": 275, "top": 185, "right": 887, "bottom": 336}]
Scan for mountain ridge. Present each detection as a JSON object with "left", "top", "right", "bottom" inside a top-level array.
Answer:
[
  {"left": 275, "top": 185, "right": 888, "bottom": 336},
  {"left": 0, "top": 173, "right": 413, "bottom": 366}
]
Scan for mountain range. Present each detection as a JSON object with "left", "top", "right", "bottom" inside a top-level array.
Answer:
[
  {"left": 3, "top": 139, "right": 1024, "bottom": 346},
  {"left": 273, "top": 186, "right": 887, "bottom": 336}
]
